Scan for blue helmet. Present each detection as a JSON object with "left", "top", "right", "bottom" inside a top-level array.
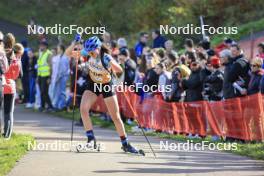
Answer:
[{"left": 84, "top": 36, "right": 102, "bottom": 52}]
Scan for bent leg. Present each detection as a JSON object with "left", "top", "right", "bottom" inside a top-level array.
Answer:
[
  {"left": 80, "top": 90, "right": 97, "bottom": 131},
  {"left": 104, "top": 95, "right": 126, "bottom": 137}
]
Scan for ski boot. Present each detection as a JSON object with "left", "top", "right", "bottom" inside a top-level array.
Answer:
[
  {"left": 76, "top": 138, "right": 101, "bottom": 152},
  {"left": 121, "top": 143, "right": 145, "bottom": 156}
]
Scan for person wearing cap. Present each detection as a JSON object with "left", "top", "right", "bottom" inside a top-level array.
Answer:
[
  {"left": 118, "top": 48, "right": 136, "bottom": 86},
  {"left": 181, "top": 60, "right": 203, "bottom": 102},
  {"left": 117, "top": 38, "right": 127, "bottom": 50},
  {"left": 224, "top": 38, "right": 236, "bottom": 49},
  {"left": 37, "top": 39, "right": 53, "bottom": 112},
  {"left": 248, "top": 57, "right": 264, "bottom": 95},
  {"left": 203, "top": 56, "right": 224, "bottom": 101}
]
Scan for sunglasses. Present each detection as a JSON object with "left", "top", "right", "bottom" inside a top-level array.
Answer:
[
  {"left": 73, "top": 48, "right": 81, "bottom": 51},
  {"left": 251, "top": 64, "right": 259, "bottom": 68}
]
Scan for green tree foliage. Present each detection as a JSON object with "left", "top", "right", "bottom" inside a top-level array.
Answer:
[{"left": 0, "top": 0, "right": 264, "bottom": 46}]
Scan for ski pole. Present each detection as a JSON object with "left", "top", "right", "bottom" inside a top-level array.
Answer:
[
  {"left": 70, "top": 57, "right": 79, "bottom": 143},
  {"left": 134, "top": 119, "right": 157, "bottom": 158},
  {"left": 122, "top": 90, "right": 157, "bottom": 158},
  {"left": 70, "top": 34, "right": 82, "bottom": 147}
]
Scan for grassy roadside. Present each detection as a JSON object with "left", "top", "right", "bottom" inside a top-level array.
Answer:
[
  {"left": 50, "top": 109, "right": 264, "bottom": 160},
  {"left": 0, "top": 134, "right": 34, "bottom": 176}
]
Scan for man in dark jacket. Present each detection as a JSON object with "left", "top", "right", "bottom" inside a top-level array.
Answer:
[
  {"left": 21, "top": 40, "right": 30, "bottom": 104},
  {"left": 227, "top": 44, "right": 250, "bottom": 98},
  {"left": 181, "top": 61, "right": 203, "bottom": 102},
  {"left": 203, "top": 56, "right": 224, "bottom": 101},
  {"left": 152, "top": 29, "right": 166, "bottom": 48}
]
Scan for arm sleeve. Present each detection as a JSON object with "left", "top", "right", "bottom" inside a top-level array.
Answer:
[
  {"left": 227, "top": 62, "right": 241, "bottom": 82},
  {"left": 182, "top": 76, "right": 202, "bottom": 90},
  {"left": 8, "top": 62, "right": 20, "bottom": 80}
]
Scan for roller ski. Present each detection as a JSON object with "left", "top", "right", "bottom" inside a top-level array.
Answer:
[
  {"left": 121, "top": 143, "right": 145, "bottom": 156},
  {"left": 76, "top": 139, "right": 101, "bottom": 153}
]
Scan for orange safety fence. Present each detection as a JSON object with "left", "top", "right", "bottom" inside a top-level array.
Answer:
[{"left": 90, "top": 90, "right": 264, "bottom": 141}]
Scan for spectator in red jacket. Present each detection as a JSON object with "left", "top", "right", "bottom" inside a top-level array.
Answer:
[{"left": 2, "top": 43, "right": 23, "bottom": 139}]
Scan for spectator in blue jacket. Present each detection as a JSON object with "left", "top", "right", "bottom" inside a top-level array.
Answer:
[{"left": 134, "top": 32, "right": 148, "bottom": 59}]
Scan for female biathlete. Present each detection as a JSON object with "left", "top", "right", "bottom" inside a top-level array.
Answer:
[{"left": 67, "top": 36, "right": 142, "bottom": 154}]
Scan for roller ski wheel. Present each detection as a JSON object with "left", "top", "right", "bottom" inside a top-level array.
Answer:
[
  {"left": 121, "top": 143, "right": 145, "bottom": 156},
  {"left": 76, "top": 139, "right": 101, "bottom": 153}
]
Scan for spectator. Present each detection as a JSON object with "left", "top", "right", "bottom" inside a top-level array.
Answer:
[
  {"left": 4, "top": 33, "right": 15, "bottom": 61},
  {"left": 248, "top": 57, "right": 264, "bottom": 95},
  {"left": 200, "top": 58, "right": 212, "bottom": 89},
  {"left": 164, "top": 40, "right": 178, "bottom": 56},
  {"left": 203, "top": 56, "right": 224, "bottom": 101},
  {"left": 111, "top": 40, "right": 119, "bottom": 60},
  {"left": 197, "top": 52, "right": 208, "bottom": 67},
  {"left": 102, "top": 31, "right": 111, "bottom": 47},
  {"left": 184, "top": 39, "right": 195, "bottom": 53},
  {"left": 128, "top": 48, "right": 137, "bottom": 64},
  {"left": 53, "top": 44, "right": 69, "bottom": 110},
  {"left": 154, "top": 48, "right": 166, "bottom": 63},
  {"left": 37, "top": 39, "right": 53, "bottom": 112},
  {"left": 224, "top": 38, "right": 236, "bottom": 49},
  {"left": 49, "top": 47, "right": 58, "bottom": 106},
  {"left": 185, "top": 51, "right": 196, "bottom": 66},
  {"left": 181, "top": 61, "right": 203, "bottom": 102},
  {"left": 118, "top": 48, "right": 137, "bottom": 86},
  {"left": 227, "top": 44, "right": 250, "bottom": 97},
  {"left": 154, "top": 63, "right": 172, "bottom": 101},
  {"left": 257, "top": 42, "right": 264, "bottom": 66},
  {"left": 135, "top": 32, "right": 148, "bottom": 59},
  {"left": 3, "top": 42, "right": 23, "bottom": 139},
  {"left": 166, "top": 53, "right": 190, "bottom": 102},
  {"left": 117, "top": 38, "right": 127, "bottom": 50},
  {"left": 220, "top": 49, "right": 235, "bottom": 99},
  {"left": 143, "top": 53, "right": 159, "bottom": 95},
  {"left": 152, "top": 29, "right": 166, "bottom": 48},
  {"left": 0, "top": 31, "right": 8, "bottom": 80},
  {"left": 21, "top": 40, "right": 30, "bottom": 105},
  {"left": 26, "top": 49, "right": 37, "bottom": 108}
]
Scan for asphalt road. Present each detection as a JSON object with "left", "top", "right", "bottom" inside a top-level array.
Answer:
[{"left": 7, "top": 105, "right": 264, "bottom": 176}]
